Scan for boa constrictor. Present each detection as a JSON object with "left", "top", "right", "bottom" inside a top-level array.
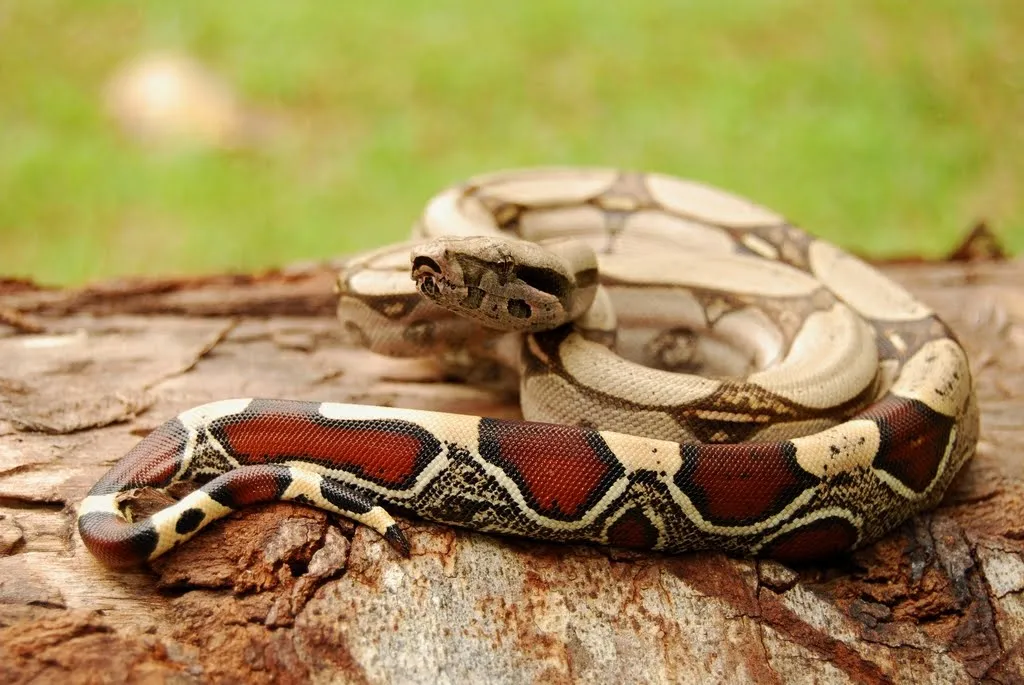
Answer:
[{"left": 78, "top": 168, "right": 978, "bottom": 568}]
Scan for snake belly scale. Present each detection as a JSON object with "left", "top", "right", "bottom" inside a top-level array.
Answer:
[{"left": 78, "top": 168, "right": 978, "bottom": 567}]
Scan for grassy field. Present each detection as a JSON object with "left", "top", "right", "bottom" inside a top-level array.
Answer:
[{"left": 1, "top": 1, "right": 1020, "bottom": 285}]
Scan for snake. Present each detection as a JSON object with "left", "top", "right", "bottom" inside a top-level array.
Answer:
[{"left": 78, "top": 168, "right": 978, "bottom": 568}]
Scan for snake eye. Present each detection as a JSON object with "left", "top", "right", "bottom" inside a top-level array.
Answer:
[
  {"left": 412, "top": 256, "right": 442, "bottom": 275},
  {"left": 514, "top": 265, "right": 569, "bottom": 298}
]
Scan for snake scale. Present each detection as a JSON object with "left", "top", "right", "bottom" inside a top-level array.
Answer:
[{"left": 78, "top": 168, "right": 978, "bottom": 568}]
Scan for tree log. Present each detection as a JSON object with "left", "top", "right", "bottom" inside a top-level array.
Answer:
[{"left": 0, "top": 259, "right": 1022, "bottom": 684}]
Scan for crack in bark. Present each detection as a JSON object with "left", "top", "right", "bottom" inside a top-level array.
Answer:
[
  {"left": 0, "top": 462, "right": 49, "bottom": 479},
  {"left": 968, "top": 543, "right": 1009, "bottom": 681},
  {"left": 757, "top": 589, "right": 896, "bottom": 684},
  {"left": 0, "top": 307, "right": 46, "bottom": 334},
  {"left": 749, "top": 576, "right": 785, "bottom": 684},
  {"left": 142, "top": 319, "right": 238, "bottom": 391},
  {"left": 0, "top": 496, "right": 65, "bottom": 511}
]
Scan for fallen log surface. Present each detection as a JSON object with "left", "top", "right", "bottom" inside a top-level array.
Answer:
[{"left": 1, "top": 258, "right": 1022, "bottom": 684}]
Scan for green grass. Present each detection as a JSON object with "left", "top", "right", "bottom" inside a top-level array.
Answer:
[{"left": 0, "top": 0, "right": 1021, "bottom": 285}]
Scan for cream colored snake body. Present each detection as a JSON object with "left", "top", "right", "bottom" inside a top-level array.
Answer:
[{"left": 79, "top": 168, "right": 978, "bottom": 567}]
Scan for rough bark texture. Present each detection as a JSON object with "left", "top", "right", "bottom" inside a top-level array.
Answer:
[{"left": 0, "top": 257, "right": 1022, "bottom": 685}]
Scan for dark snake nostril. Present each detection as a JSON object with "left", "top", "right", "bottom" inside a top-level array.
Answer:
[{"left": 419, "top": 275, "right": 439, "bottom": 297}]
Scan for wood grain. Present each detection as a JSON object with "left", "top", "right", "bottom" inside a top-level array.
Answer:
[{"left": 1, "top": 259, "right": 1022, "bottom": 684}]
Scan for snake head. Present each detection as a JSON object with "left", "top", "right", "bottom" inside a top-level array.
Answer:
[{"left": 411, "top": 236, "right": 597, "bottom": 332}]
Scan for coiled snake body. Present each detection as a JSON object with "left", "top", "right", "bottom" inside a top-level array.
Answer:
[{"left": 78, "top": 168, "right": 978, "bottom": 567}]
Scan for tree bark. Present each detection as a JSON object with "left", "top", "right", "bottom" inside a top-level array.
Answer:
[{"left": 0, "top": 258, "right": 1021, "bottom": 684}]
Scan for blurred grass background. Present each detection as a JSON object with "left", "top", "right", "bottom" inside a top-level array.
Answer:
[{"left": 0, "top": 0, "right": 1020, "bottom": 285}]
